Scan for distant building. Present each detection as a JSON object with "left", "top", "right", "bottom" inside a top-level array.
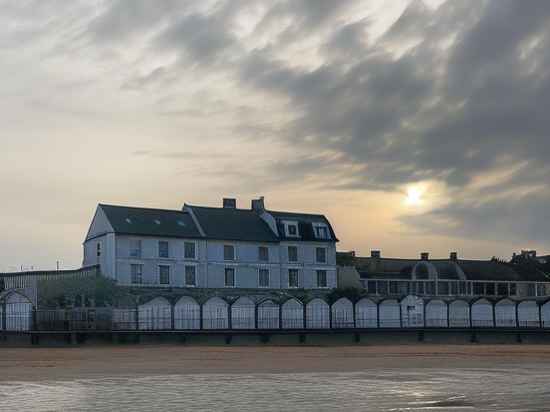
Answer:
[{"left": 83, "top": 197, "right": 338, "bottom": 289}]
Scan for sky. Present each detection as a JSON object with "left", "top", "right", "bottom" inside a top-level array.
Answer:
[{"left": 1, "top": 0, "right": 550, "bottom": 271}]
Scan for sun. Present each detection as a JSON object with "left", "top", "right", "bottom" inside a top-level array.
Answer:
[{"left": 405, "top": 186, "right": 424, "bottom": 206}]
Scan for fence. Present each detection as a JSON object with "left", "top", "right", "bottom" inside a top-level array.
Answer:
[{"left": 4, "top": 294, "right": 550, "bottom": 332}]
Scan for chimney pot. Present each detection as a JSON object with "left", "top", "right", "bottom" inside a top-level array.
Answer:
[
  {"left": 251, "top": 196, "right": 265, "bottom": 212},
  {"left": 223, "top": 198, "right": 236, "bottom": 209},
  {"left": 371, "top": 250, "right": 381, "bottom": 259},
  {"left": 421, "top": 252, "right": 429, "bottom": 261},
  {"left": 450, "top": 252, "right": 458, "bottom": 261}
]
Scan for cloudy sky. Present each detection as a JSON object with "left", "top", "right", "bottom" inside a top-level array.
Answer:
[{"left": 1, "top": 0, "right": 549, "bottom": 271}]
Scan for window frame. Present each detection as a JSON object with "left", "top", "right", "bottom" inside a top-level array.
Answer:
[
  {"left": 287, "top": 245, "right": 299, "bottom": 263},
  {"left": 313, "top": 223, "right": 330, "bottom": 240},
  {"left": 184, "top": 241, "right": 197, "bottom": 260},
  {"left": 129, "top": 238, "right": 142, "bottom": 258},
  {"left": 283, "top": 220, "right": 300, "bottom": 238},
  {"left": 224, "top": 267, "right": 236, "bottom": 288},
  {"left": 258, "top": 246, "right": 269, "bottom": 262},
  {"left": 316, "top": 269, "right": 328, "bottom": 288},
  {"left": 288, "top": 268, "right": 300, "bottom": 288},
  {"left": 130, "top": 263, "right": 143, "bottom": 285},
  {"left": 223, "top": 244, "right": 236, "bottom": 261},
  {"left": 184, "top": 265, "right": 197, "bottom": 287},
  {"left": 159, "top": 264, "right": 171, "bottom": 285},
  {"left": 258, "top": 268, "right": 270, "bottom": 288},
  {"left": 96, "top": 242, "right": 102, "bottom": 258},
  {"left": 315, "top": 246, "right": 328, "bottom": 264},
  {"left": 158, "top": 240, "right": 170, "bottom": 259}
]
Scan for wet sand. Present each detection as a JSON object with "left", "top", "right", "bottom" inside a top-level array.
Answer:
[{"left": 3, "top": 345, "right": 550, "bottom": 381}]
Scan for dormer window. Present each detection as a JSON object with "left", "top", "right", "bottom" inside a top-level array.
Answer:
[
  {"left": 284, "top": 221, "right": 299, "bottom": 238},
  {"left": 313, "top": 223, "right": 330, "bottom": 240}
]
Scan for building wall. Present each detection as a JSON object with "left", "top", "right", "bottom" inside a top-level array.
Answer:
[{"left": 83, "top": 233, "right": 115, "bottom": 279}]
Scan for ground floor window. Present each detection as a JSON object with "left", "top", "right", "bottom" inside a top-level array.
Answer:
[
  {"left": 288, "top": 269, "right": 299, "bottom": 288},
  {"left": 159, "top": 265, "right": 170, "bottom": 285},
  {"left": 225, "top": 267, "right": 235, "bottom": 287},
  {"left": 316, "top": 270, "right": 327, "bottom": 288},
  {"left": 185, "top": 265, "right": 196, "bottom": 286},
  {"left": 131, "top": 264, "right": 143, "bottom": 284},
  {"left": 259, "top": 268, "right": 270, "bottom": 288}
]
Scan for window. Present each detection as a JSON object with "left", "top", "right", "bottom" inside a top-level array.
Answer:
[
  {"left": 224, "top": 244, "right": 235, "bottom": 261},
  {"left": 316, "top": 247, "right": 327, "bottom": 263},
  {"left": 259, "top": 268, "right": 270, "bottom": 288},
  {"left": 185, "top": 265, "right": 196, "bottom": 287},
  {"left": 159, "top": 265, "right": 170, "bottom": 285},
  {"left": 129, "top": 239, "right": 142, "bottom": 258},
  {"left": 225, "top": 267, "right": 235, "bottom": 287},
  {"left": 288, "top": 246, "right": 298, "bottom": 262},
  {"left": 288, "top": 269, "right": 299, "bottom": 288},
  {"left": 159, "top": 241, "right": 169, "bottom": 258},
  {"left": 131, "top": 264, "right": 143, "bottom": 284},
  {"left": 314, "top": 225, "right": 329, "bottom": 239},
  {"left": 258, "top": 246, "right": 269, "bottom": 262},
  {"left": 316, "top": 270, "right": 327, "bottom": 288},
  {"left": 184, "top": 242, "right": 196, "bottom": 259},
  {"left": 285, "top": 222, "right": 299, "bottom": 237},
  {"left": 96, "top": 242, "right": 101, "bottom": 258}
]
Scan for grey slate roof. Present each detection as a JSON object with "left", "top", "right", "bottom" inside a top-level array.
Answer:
[
  {"left": 99, "top": 204, "right": 202, "bottom": 239},
  {"left": 187, "top": 205, "right": 280, "bottom": 242},
  {"left": 269, "top": 210, "right": 338, "bottom": 242}
]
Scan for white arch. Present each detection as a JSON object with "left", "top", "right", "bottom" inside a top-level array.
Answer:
[
  {"left": 138, "top": 297, "right": 172, "bottom": 330},
  {"left": 426, "top": 300, "right": 448, "bottom": 327},
  {"left": 518, "top": 301, "right": 539, "bottom": 328},
  {"left": 379, "top": 299, "right": 400, "bottom": 328},
  {"left": 471, "top": 299, "right": 494, "bottom": 327},
  {"left": 203, "top": 297, "right": 229, "bottom": 329},
  {"left": 174, "top": 296, "right": 200, "bottom": 330},
  {"left": 231, "top": 297, "right": 256, "bottom": 329},
  {"left": 495, "top": 299, "right": 516, "bottom": 327},
  {"left": 449, "top": 300, "right": 470, "bottom": 328},
  {"left": 542, "top": 301, "right": 550, "bottom": 328},
  {"left": 257, "top": 300, "right": 280, "bottom": 329},
  {"left": 306, "top": 299, "right": 330, "bottom": 329},
  {"left": 331, "top": 298, "right": 354, "bottom": 328},
  {"left": 355, "top": 298, "right": 377, "bottom": 328},
  {"left": 281, "top": 298, "right": 304, "bottom": 329},
  {"left": 5, "top": 292, "right": 33, "bottom": 331},
  {"left": 401, "top": 295, "right": 424, "bottom": 328}
]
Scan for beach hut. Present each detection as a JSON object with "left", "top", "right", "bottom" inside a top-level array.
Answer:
[
  {"left": 542, "top": 301, "right": 550, "bottom": 328},
  {"left": 257, "top": 300, "right": 280, "bottom": 329},
  {"left": 231, "top": 297, "right": 256, "bottom": 329},
  {"left": 112, "top": 308, "right": 137, "bottom": 330},
  {"left": 517, "top": 301, "right": 539, "bottom": 328},
  {"left": 471, "top": 298, "right": 494, "bottom": 327},
  {"left": 202, "top": 297, "right": 229, "bottom": 329},
  {"left": 174, "top": 296, "right": 200, "bottom": 330},
  {"left": 306, "top": 299, "right": 330, "bottom": 329},
  {"left": 426, "top": 300, "right": 448, "bottom": 327},
  {"left": 281, "top": 298, "right": 304, "bottom": 329},
  {"left": 449, "top": 300, "right": 470, "bottom": 327},
  {"left": 379, "top": 299, "right": 400, "bottom": 328},
  {"left": 401, "top": 295, "right": 424, "bottom": 328},
  {"left": 138, "top": 297, "right": 172, "bottom": 330},
  {"left": 5, "top": 292, "right": 33, "bottom": 331},
  {"left": 495, "top": 299, "right": 517, "bottom": 327},
  {"left": 331, "top": 298, "right": 354, "bottom": 328},
  {"left": 355, "top": 298, "right": 377, "bottom": 328}
]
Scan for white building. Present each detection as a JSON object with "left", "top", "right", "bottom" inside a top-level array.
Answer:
[{"left": 83, "top": 197, "right": 338, "bottom": 289}]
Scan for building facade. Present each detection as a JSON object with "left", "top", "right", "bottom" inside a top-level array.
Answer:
[{"left": 83, "top": 197, "right": 338, "bottom": 289}]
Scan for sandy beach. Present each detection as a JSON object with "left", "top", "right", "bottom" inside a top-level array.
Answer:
[{"left": 2, "top": 344, "right": 550, "bottom": 381}]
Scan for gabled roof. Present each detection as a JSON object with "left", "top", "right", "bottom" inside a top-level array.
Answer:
[
  {"left": 98, "top": 204, "right": 202, "bottom": 239},
  {"left": 269, "top": 210, "right": 338, "bottom": 242},
  {"left": 186, "top": 205, "right": 280, "bottom": 243}
]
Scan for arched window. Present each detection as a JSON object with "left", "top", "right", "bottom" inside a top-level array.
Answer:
[
  {"left": 355, "top": 298, "right": 377, "bottom": 328},
  {"left": 401, "top": 295, "right": 424, "bottom": 327},
  {"left": 174, "top": 296, "right": 200, "bottom": 330},
  {"left": 495, "top": 299, "right": 516, "bottom": 327},
  {"left": 306, "top": 299, "right": 330, "bottom": 329},
  {"left": 257, "top": 300, "right": 279, "bottom": 329},
  {"left": 449, "top": 300, "right": 470, "bottom": 328},
  {"left": 138, "top": 297, "right": 172, "bottom": 330},
  {"left": 281, "top": 299, "right": 303, "bottom": 329},
  {"left": 471, "top": 299, "right": 494, "bottom": 327},
  {"left": 331, "top": 298, "right": 354, "bottom": 328},
  {"left": 426, "top": 300, "right": 448, "bottom": 327},
  {"left": 203, "top": 297, "right": 228, "bottom": 329},
  {"left": 231, "top": 297, "right": 255, "bottom": 329}
]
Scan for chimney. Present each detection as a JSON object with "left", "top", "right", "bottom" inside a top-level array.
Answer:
[
  {"left": 450, "top": 252, "right": 458, "bottom": 261},
  {"left": 223, "top": 198, "right": 236, "bottom": 209},
  {"left": 371, "top": 250, "right": 381, "bottom": 259},
  {"left": 421, "top": 252, "right": 429, "bottom": 261},
  {"left": 251, "top": 196, "right": 265, "bottom": 213}
]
